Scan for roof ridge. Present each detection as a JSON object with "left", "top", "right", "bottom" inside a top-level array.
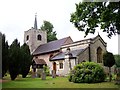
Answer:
[{"left": 39, "top": 36, "right": 70, "bottom": 46}]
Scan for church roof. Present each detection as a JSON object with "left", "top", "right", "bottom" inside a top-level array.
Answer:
[
  {"left": 33, "top": 36, "right": 72, "bottom": 55},
  {"left": 50, "top": 49, "right": 85, "bottom": 61}
]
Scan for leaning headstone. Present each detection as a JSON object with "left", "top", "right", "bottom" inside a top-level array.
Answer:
[
  {"left": 36, "top": 68, "right": 41, "bottom": 78},
  {"left": 41, "top": 70, "right": 46, "bottom": 80},
  {"left": 32, "top": 71, "right": 36, "bottom": 78},
  {"left": 52, "top": 70, "right": 56, "bottom": 78}
]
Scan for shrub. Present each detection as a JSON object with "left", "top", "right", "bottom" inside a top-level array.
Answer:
[
  {"left": 68, "top": 61, "right": 106, "bottom": 83},
  {"left": 43, "top": 65, "right": 50, "bottom": 76}
]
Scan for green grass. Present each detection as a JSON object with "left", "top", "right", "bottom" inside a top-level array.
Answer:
[{"left": 2, "top": 75, "right": 120, "bottom": 88}]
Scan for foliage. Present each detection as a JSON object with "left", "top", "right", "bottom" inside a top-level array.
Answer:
[
  {"left": 70, "top": 2, "right": 120, "bottom": 38},
  {"left": 2, "top": 34, "right": 9, "bottom": 77},
  {"left": 43, "top": 65, "right": 50, "bottom": 76},
  {"left": 103, "top": 52, "right": 115, "bottom": 82},
  {"left": 114, "top": 55, "right": 120, "bottom": 67},
  {"left": 20, "top": 43, "right": 32, "bottom": 78},
  {"left": 103, "top": 52, "right": 115, "bottom": 67},
  {"left": 9, "top": 39, "right": 21, "bottom": 80},
  {"left": 40, "top": 20, "right": 57, "bottom": 42},
  {"left": 68, "top": 61, "right": 106, "bottom": 83},
  {"left": 2, "top": 35, "right": 32, "bottom": 80}
]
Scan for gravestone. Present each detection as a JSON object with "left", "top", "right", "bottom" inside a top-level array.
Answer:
[
  {"left": 115, "top": 67, "right": 120, "bottom": 84},
  {"left": 52, "top": 70, "right": 56, "bottom": 78},
  {"left": 36, "top": 68, "right": 43, "bottom": 78},
  {"left": 32, "top": 71, "right": 36, "bottom": 78},
  {"left": 41, "top": 70, "right": 46, "bottom": 80}
]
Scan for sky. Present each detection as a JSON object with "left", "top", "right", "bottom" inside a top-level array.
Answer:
[{"left": 0, "top": 0, "right": 119, "bottom": 54}]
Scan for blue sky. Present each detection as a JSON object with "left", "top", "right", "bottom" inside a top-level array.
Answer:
[{"left": 0, "top": 0, "right": 119, "bottom": 54}]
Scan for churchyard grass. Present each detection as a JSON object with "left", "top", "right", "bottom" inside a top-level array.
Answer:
[{"left": 2, "top": 75, "right": 120, "bottom": 88}]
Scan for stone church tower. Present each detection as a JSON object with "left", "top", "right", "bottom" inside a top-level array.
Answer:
[{"left": 24, "top": 15, "right": 47, "bottom": 53}]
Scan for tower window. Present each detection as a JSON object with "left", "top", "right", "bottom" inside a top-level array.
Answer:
[
  {"left": 26, "top": 35, "right": 29, "bottom": 41},
  {"left": 37, "top": 34, "right": 41, "bottom": 40}
]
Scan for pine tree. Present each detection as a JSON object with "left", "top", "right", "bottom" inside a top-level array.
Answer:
[
  {"left": 2, "top": 34, "right": 9, "bottom": 77},
  {"left": 9, "top": 39, "right": 21, "bottom": 80},
  {"left": 103, "top": 52, "right": 115, "bottom": 82},
  {"left": 20, "top": 43, "right": 32, "bottom": 78}
]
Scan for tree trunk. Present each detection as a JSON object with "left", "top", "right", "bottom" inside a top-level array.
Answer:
[{"left": 109, "top": 67, "right": 112, "bottom": 82}]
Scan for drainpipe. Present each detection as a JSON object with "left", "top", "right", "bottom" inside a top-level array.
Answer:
[{"left": 88, "top": 44, "right": 91, "bottom": 62}]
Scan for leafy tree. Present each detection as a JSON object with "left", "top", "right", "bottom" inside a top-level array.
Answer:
[
  {"left": 70, "top": 2, "right": 120, "bottom": 38},
  {"left": 20, "top": 43, "right": 32, "bottom": 78},
  {"left": 2, "top": 34, "right": 9, "bottom": 77},
  {"left": 103, "top": 52, "right": 115, "bottom": 81},
  {"left": 9, "top": 39, "right": 21, "bottom": 80},
  {"left": 40, "top": 20, "right": 57, "bottom": 42}
]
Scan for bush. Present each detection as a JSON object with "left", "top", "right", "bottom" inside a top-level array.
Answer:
[
  {"left": 43, "top": 65, "right": 50, "bottom": 76},
  {"left": 68, "top": 61, "right": 106, "bottom": 83}
]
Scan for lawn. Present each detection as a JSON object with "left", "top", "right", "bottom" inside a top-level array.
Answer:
[{"left": 1, "top": 75, "right": 120, "bottom": 89}]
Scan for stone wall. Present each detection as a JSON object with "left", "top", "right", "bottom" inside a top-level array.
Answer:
[
  {"left": 78, "top": 48, "right": 89, "bottom": 63},
  {"left": 61, "top": 43, "right": 88, "bottom": 52},
  {"left": 90, "top": 37, "right": 107, "bottom": 63}
]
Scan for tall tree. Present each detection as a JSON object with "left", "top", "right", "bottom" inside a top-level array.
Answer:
[
  {"left": 70, "top": 2, "right": 120, "bottom": 38},
  {"left": 9, "top": 39, "right": 21, "bottom": 80},
  {"left": 2, "top": 34, "right": 9, "bottom": 77},
  {"left": 40, "top": 20, "right": 57, "bottom": 42},
  {"left": 103, "top": 52, "right": 115, "bottom": 82},
  {"left": 20, "top": 43, "right": 32, "bottom": 78}
]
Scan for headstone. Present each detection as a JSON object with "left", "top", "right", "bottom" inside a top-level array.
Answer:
[
  {"left": 52, "top": 70, "right": 56, "bottom": 78},
  {"left": 36, "top": 68, "right": 41, "bottom": 78},
  {"left": 115, "top": 67, "right": 120, "bottom": 84},
  {"left": 31, "top": 67, "right": 36, "bottom": 78},
  {"left": 41, "top": 70, "right": 46, "bottom": 80}
]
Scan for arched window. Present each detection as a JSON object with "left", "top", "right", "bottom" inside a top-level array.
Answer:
[
  {"left": 97, "top": 47, "right": 102, "bottom": 63},
  {"left": 37, "top": 34, "right": 42, "bottom": 40},
  {"left": 26, "top": 35, "right": 29, "bottom": 41}
]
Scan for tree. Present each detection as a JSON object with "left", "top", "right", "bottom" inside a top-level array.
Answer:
[
  {"left": 103, "top": 52, "right": 115, "bottom": 82},
  {"left": 40, "top": 20, "right": 57, "bottom": 42},
  {"left": 2, "top": 34, "right": 9, "bottom": 77},
  {"left": 70, "top": 2, "right": 120, "bottom": 38},
  {"left": 20, "top": 43, "right": 32, "bottom": 78},
  {"left": 9, "top": 39, "right": 21, "bottom": 80},
  {"left": 114, "top": 54, "right": 120, "bottom": 84}
]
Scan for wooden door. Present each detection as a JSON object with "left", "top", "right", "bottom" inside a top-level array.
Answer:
[{"left": 53, "top": 62, "right": 56, "bottom": 74}]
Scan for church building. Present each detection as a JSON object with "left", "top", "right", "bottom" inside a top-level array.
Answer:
[{"left": 24, "top": 15, "right": 107, "bottom": 76}]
